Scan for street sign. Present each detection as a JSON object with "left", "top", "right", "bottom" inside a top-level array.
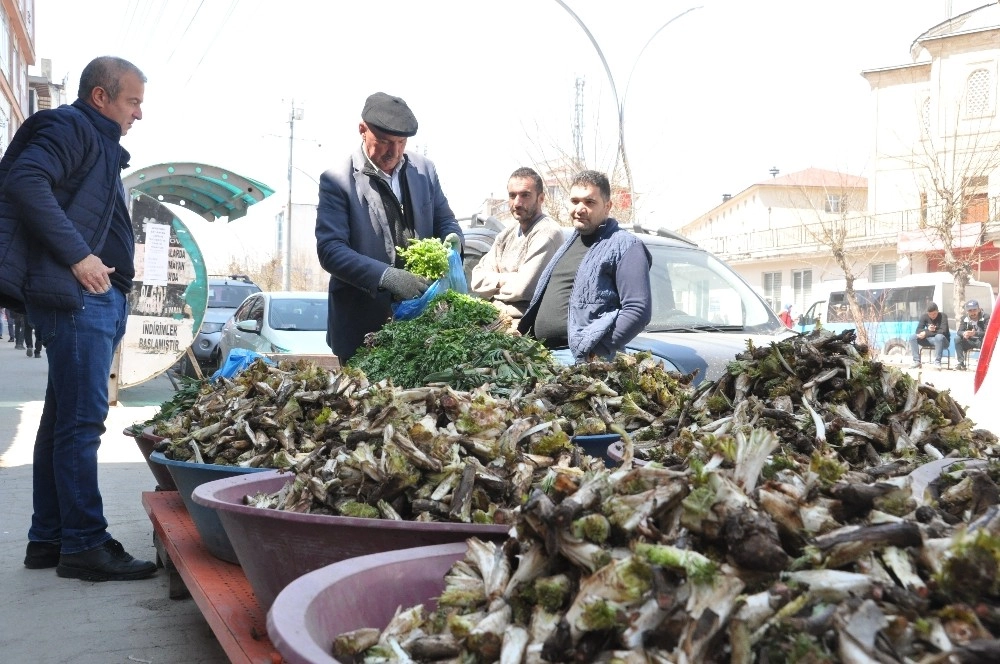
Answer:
[{"left": 118, "top": 193, "right": 208, "bottom": 387}]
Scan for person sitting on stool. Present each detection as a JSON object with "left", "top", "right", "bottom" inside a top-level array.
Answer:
[
  {"left": 954, "top": 298, "right": 989, "bottom": 371},
  {"left": 908, "top": 302, "right": 950, "bottom": 369}
]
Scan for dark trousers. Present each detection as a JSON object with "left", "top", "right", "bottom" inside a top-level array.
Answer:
[
  {"left": 955, "top": 336, "right": 982, "bottom": 364},
  {"left": 11, "top": 312, "right": 25, "bottom": 347},
  {"left": 27, "top": 288, "right": 128, "bottom": 553},
  {"left": 23, "top": 322, "right": 43, "bottom": 353}
]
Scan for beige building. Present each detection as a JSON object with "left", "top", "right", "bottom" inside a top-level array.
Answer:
[
  {"left": 679, "top": 3, "right": 1000, "bottom": 314},
  {"left": 864, "top": 2, "right": 1000, "bottom": 288},
  {"left": 0, "top": 0, "right": 35, "bottom": 153},
  {"left": 678, "top": 167, "right": 878, "bottom": 314}
]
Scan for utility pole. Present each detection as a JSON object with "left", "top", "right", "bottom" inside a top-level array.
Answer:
[
  {"left": 284, "top": 100, "right": 302, "bottom": 291},
  {"left": 573, "top": 77, "right": 586, "bottom": 168}
]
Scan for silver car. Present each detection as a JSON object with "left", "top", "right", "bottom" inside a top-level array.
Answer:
[
  {"left": 188, "top": 275, "right": 261, "bottom": 370},
  {"left": 459, "top": 220, "right": 793, "bottom": 384}
]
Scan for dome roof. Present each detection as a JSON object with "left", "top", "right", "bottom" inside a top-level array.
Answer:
[{"left": 910, "top": 2, "right": 1000, "bottom": 60}]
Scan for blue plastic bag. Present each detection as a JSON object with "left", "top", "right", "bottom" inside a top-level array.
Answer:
[
  {"left": 210, "top": 348, "right": 274, "bottom": 381},
  {"left": 392, "top": 247, "right": 468, "bottom": 321}
]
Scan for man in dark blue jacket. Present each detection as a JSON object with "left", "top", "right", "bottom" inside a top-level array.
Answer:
[
  {"left": 519, "top": 170, "right": 652, "bottom": 363},
  {"left": 0, "top": 56, "right": 156, "bottom": 581},
  {"left": 315, "top": 92, "right": 463, "bottom": 361}
]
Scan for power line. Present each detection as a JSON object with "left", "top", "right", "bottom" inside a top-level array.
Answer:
[
  {"left": 166, "top": 0, "right": 206, "bottom": 65},
  {"left": 138, "top": 0, "right": 171, "bottom": 62},
  {"left": 119, "top": 0, "right": 142, "bottom": 50},
  {"left": 182, "top": 0, "right": 240, "bottom": 89}
]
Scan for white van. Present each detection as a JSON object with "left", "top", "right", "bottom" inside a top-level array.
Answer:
[{"left": 798, "top": 272, "right": 995, "bottom": 355}]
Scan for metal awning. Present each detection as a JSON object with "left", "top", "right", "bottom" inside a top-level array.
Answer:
[{"left": 123, "top": 162, "right": 275, "bottom": 222}]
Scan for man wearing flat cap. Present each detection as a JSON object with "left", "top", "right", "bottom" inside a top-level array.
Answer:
[
  {"left": 315, "top": 92, "right": 463, "bottom": 361},
  {"left": 955, "top": 299, "right": 989, "bottom": 371}
]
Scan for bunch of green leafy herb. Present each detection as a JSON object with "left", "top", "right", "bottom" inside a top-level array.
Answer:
[
  {"left": 349, "top": 291, "right": 555, "bottom": 393},
  {"left": 130, "top": 375, "right": 206, "bottom": 435},
  {"left": 396, "top": 237, "right": 450, "bottom": 280}
]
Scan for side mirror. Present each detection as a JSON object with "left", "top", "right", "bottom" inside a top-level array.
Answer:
[{"left": 236, "top": 319, "right": 261, "bottom": 334}]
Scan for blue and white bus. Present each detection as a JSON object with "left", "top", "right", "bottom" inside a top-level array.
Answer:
[{"left": 798, "top": 272, "right": 995, "bottom": 356}]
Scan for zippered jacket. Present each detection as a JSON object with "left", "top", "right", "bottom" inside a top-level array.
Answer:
[
  {"left": 519, "top": 218, "right": 652, "bottom": 360},
  {"left": 0, "top": 100, "right": 129, "bottom": 311}
]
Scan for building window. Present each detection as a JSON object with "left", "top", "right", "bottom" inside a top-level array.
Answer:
[
  {"left": 963, "top": 175, "right": 989, "bottom": 224},
  {"left": 825, "top": 194, "right": 842, "bottom": 213},
  {"left": 0, "top": 6, "right": 10, "bottom": 81},
  {"left": 763, "top": 272, "right": 782, "bottom": 312},
  {"left": 966, "top": 69, "right": 991, "bottom": 117},
  {"left": 921, "top": 97, "right": 931, "bottom": 136},
  {"left": 870, "top": 263, "right": 897, "bottom": 283},
  {"left": 792, "top": 270, "right": 812, "bottom": 309},
  {"left": 0, "top": 103, "right": 8, "bottom": 154}
]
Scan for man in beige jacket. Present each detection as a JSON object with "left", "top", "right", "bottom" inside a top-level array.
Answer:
[{"left": 470, "top": 167, "right": 564, "bottom": 325}]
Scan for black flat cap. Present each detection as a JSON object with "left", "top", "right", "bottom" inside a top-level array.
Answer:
[{"left": 362, "top": 92, "right": 418, "bottom": 137}]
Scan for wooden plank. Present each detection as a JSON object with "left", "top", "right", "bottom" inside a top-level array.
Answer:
[{"left": 142, "top": 491, "right": 282, "bottom": 664}]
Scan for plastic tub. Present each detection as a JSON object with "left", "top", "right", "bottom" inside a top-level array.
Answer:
[
  {"left": 192, "top": 471, "right": 509, "bottom": 611},
  {"left": 267, "top": 542, "right": 466, "bottom": 664},
  {"left": 148, "top": 451, "right": 270, "bottom": 563},
  {"left": 573, "top": 433, "right": 621, "bottom": 466},
  {"left": 127, "top": 426, "right": 177, "bottom": 491}
]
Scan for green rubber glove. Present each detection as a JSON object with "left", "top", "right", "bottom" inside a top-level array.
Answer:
[
  {"left": 380, "top": 267, "right": 430, "bottom": 300},
  {"left": 444, "top": 232, "right": 462, "bottom": 254}
]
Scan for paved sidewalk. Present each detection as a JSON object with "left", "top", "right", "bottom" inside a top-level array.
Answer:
[{"left": 0, "top": 340, "right": 228, "bottom": 664}]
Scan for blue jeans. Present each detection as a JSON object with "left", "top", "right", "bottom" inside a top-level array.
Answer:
[
  {"left": 909, "top": 332, "right": 947, "bottom": 363},
  {"left": 26, "top": 288, "right": 129, "bottom": 554}
]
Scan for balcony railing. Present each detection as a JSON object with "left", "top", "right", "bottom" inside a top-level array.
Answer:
[{"left": 695, "top": 196, "right": 1000, "bottom": 258}]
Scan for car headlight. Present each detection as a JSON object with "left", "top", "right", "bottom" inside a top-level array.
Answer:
[{"left": 200, "top": 322, "right": 224, "bottom": 334}]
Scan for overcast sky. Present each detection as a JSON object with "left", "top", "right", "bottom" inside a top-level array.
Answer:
[{"left": 34, "top": 0, "right": 990, "bottom": 268}]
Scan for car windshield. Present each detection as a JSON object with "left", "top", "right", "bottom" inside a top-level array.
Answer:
[
  {"left": 268, "top": 298, "right": 328, "bottom": 331},
  {"left": 208, "top": 284, "right": 259, "bottom": 308},
  {"left": 645, "top": 244, "right": 779, "bottom": 333}
]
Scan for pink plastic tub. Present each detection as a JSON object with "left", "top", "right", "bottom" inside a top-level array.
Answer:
[
  {"left": 128, "top": 426, "right": 177, "bottom": 491},
  {"left": 267, "top": 542, "right": 466, "bottom": 664},
  {"left": 191, "top": 472, "right": 509, "bottom": 611}
]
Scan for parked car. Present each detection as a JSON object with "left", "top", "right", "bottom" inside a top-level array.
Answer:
[
  {"left": 457, "top": 213, "right": 506, "bottom": 286},
  {"left": 179, "top": 274, "right": 261, "bottom": 377},
  {"left": 459, "top": 221, "right": 794, "bottom": 384},
  {"left": 217, "top": 291, "right": 330, "bottom": 363}
]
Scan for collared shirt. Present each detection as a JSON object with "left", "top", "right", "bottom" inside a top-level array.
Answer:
[{"left": 362, "top": 143, "right": 403, "bottom": 200}]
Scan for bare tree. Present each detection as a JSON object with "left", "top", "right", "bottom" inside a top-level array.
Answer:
[
  {"left": 524, "top": 123, "right": 637, "bottom": 225},
  {"left": 906, "top": 103, "right": 1000, "bottom": 318},
  {"left": 787, "top": 177, "right": 890, "bottom": 351},
  {"left": 224, "top": 249, "right": 323, "bottom": 292}
]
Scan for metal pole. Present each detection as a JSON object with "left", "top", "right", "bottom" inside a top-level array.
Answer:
[
  {"left": 284, "top": 99, "right": 295, "bottom": 291},
  {"left": 552, "top": 2, "right": 701, "bottom": 219}
]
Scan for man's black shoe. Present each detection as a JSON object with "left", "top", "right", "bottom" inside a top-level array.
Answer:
[
  {"left": 14, "top": 343, "right": 24, "bottom": 349},
  {"left": 33, "top": 350, "right": 41, "bottom": 358},
  {"left": 56, "top": 539, "right": 157, "bottom": 581},
  {"left": 956, "top": 363, "right": 967, "bottom": 371},
  {"left": 24, "top": 541, "right": 61, "bottom": 569},
  {"left": 26, "top": 347, "right": 32, "bottom": 357}
]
